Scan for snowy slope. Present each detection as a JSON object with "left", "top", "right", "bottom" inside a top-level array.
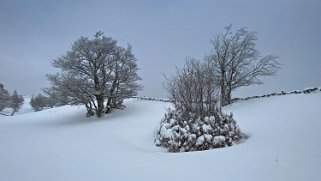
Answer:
[{"left": 0, "top": 93, "right": 321, "bottom": 181}]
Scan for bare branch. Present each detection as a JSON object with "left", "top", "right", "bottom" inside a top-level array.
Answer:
[{"left": 208, "top": 25, "right": 281, "bottom": 105}]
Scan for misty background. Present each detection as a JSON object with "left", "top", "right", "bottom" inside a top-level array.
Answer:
[{"left": 0, "top": 0, "right": 320, "bottom": 98}]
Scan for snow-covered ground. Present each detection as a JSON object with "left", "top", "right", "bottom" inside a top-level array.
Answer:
[{"left": 0, "top": 93, "right": 320, "bottom": 181}]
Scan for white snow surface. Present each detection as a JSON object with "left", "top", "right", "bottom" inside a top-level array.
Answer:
[{"left": 1, "top": 93, "right": 321, "bottom": 181}]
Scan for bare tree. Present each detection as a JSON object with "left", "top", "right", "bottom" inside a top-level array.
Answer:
[
  {"left": 165, "top": 58, "right": 218, "bottom": 119},
  {"left": 48, "top": 32, "right": 142, "bottom": 117},
  {"left": 158, "top": 58, "right": 244, "bottom": 152},
  {"left": 209, "top": 25, "right": 280, "bottom": 106}
]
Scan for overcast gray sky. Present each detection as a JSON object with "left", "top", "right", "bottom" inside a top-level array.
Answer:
[{"left": 0, "top": 0, "right": 320, "bottom": 98}]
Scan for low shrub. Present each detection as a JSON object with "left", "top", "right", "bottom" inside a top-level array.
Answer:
[{"left": 155, "top": 108, "right": 245, "bottom": 152}]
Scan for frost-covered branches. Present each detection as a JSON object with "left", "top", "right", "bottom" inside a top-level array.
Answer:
[
  {"left": 155, "top": 108, "right": 244, "bottom": 152},
  {"left": 165, "top": 58, "right": 218, "bottom": 120},
  {"left": 209, "top": 25, "right": 280, "bottom": 106},
  {"left": 47, "top": 32, "right": 142, "bottom": 117},
  {"left": 160, "top": 58, "right": 245, "bottom": 152}
]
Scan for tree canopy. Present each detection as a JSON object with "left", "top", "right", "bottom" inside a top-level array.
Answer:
[{"left": 47, "top": 32, "right": 142, "bottom": 117}]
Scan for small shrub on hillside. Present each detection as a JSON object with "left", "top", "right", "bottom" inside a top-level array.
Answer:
[
  {"left": 155, "top": 108, "right": 244, "bottom": 152},
  {"left": 158, "top": 58, "right": 245, "bottom": 152},
  {"left": 30, "top": 94, "right": 48, "bottom": 111}
]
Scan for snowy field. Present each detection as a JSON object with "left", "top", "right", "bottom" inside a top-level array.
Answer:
[{"left": 0, "top": 93, "right": 321, "bottom": 181}]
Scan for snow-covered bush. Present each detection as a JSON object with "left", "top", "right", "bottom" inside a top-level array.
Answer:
[
  {"left": 303, "top": 87, "right": 319, "bottom": 94},
  {"left": 155, "top": 108, "right": 244, "bottom": 152},
  {"left": 158, "top": 58, "right": 245, "bottom": 152},
  {"left": 30, "top": 94, "right": 48, "bottom": 111}
]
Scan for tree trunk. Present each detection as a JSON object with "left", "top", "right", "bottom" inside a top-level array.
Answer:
[
  {"left": 225, "top": 89, "right": 232, "bottom": 105},
  {"left": 105, "top": 78, "right": 118, "bottom": 114},
  {"left": 220, "top": 86, "right": 226, "bottom": 107},
  {"left": 220, "top": 74, "right": 226, "bottom": 107},
  {"left": 106, "top": 97, "right": 112, "bottom": 114},
  {"left": 11, "top": 109, "right": 16, "bottom": 116},
  {"left": 219, "top": 64, "right": 228, "bottom": 107},
  {"left": 95, "top": 94, "right": 104, "bottom": 118},
  {"left": 85, "top": 102, "right": 94, "bottom": 117},
  {"left": 222, "top": 84, "right": 232, "bottom": 106}
]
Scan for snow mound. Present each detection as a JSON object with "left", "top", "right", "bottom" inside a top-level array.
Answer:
[{"left": 154, "top": 109, "right": 244, "bottom": 152}]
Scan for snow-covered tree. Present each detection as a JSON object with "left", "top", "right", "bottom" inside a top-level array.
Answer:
[
  {"left": 0, "top": 83, "right": 10, "bottom": 112},
  {"left": 30, "top": 94, "right": 47, "bottom": 111},
  {"left": 47, "top": 73, "right": 96, "bottom": 117},
  {"left": 9, "top": 90, "right": 24, "bottom": 116},
  {"left": 47, "top": 32, "right": 142, "bottom": 117},
  {"left": 158, "top": 58, "right": 245, "bottom": 152},
  {"left": 209, "top": 25, "right": 280, "bottom": 106},
  {"left": 105, "top": 44, "right": 142, "bottom": 113}
]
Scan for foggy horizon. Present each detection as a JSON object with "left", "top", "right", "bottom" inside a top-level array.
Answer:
[{"left": 1, "top": 0, "right": 320, "bottom": 98}]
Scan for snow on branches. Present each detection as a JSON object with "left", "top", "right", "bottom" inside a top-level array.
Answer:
[{"left": 155, "top": 108, "right": 245, "bottom": 152}]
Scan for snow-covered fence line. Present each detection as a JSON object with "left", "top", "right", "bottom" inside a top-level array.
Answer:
[
  {"left": 132, "top": 96, "right": 171, "bottom": 103},
  {"left": 133, "top": 87, "right": 321, "bottom": 104},
  {"left": 232, "top": 87, "right": 321, "bottom": 103}
]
